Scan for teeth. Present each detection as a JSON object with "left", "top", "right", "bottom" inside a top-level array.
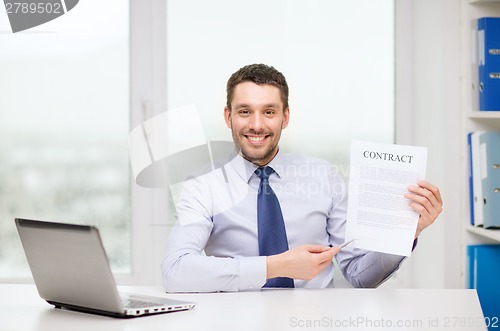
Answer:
[{"left": 248, "top": 136, "right": 265, "bottom": 142}]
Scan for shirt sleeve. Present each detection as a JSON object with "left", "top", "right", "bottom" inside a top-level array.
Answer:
[
  {"left": 161, "top": 176, "right": 267, "bottom": 293},
  {"left": 326, "top": 168, "right": 409, "bottom": 288}
]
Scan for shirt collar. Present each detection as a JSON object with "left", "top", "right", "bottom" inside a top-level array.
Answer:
[{"left": 229, "top": 149, "right": 286, "bottom": 183}]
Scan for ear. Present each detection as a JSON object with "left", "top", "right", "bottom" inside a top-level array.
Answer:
[
  {"left": 282, "top": 107, "right": 290, "bottom": 129},
  {"left": 224, "top": 106, "right": 232, "bottom": 129}
]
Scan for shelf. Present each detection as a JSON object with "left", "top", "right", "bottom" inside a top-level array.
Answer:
[
  {"left": 467, "top": 111, "right": 500, "bottom": 119},
  {"left": 469, "top": 0, "right": 500, "bottom": 4},
  {"left": 467, "top": 225, "right": 500, "bottom": 242}
]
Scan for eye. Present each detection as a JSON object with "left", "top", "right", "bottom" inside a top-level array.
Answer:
[
  {"left": 265, "top": 109, "right": 275, "bottom": 116},
  {"left": 238, "top": 109, "right": 250, "bottom": 116}
]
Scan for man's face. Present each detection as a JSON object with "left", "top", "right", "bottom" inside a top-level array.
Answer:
[{"left": 224, "top": 82, "right": 289, "bottom": 166}]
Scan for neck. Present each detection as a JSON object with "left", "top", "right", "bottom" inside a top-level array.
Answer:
[{"left": 245, "top": 147, "right": 280, "bottom": 167}]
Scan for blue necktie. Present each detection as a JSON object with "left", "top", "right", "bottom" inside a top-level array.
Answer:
[{"left": 256, "top": 166, "right": 294, "bottom": 288}]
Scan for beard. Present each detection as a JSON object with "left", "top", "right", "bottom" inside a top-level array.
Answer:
[{"left": 231, "top": 129, "right": 280, "bottom": 166}]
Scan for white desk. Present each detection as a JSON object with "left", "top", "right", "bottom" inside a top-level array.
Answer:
[{"left": 0, "top": 284, "right": 487, "bottom": 331}]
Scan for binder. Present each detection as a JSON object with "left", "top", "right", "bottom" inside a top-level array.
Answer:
[
  {"left": 471, "top": 19, "right": 480, "bottom": 112},
  {"left": 477, "top": 17, "right": 500, "bottom": 111},
  {"left": 478, "top": 132, "right": 500, "bottom": 228},
  {"left": 471, "top": 131, "right": 485, "bottom": 227},
  {"left": 468, "top": 133, "right": 474, "bottom": 225},
  {"left": 467, "top": 245, "right": 500, "bottom": 330}
]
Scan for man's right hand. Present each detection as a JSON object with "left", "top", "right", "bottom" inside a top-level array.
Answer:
[{"left": 266, "top": 244, "right": 340, "bottom": 281}]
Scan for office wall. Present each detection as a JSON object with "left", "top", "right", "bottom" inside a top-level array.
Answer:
[{"left": 396, "top": 0, "right": 462, "bottom": 288}]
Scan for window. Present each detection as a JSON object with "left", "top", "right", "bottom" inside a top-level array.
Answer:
[{"left": 0, "top": 0, "right": 130, "bottom": 278}]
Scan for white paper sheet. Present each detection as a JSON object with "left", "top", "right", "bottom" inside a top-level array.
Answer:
[{"left": 345, "top": 140, "right": 428, "bottom": 257}]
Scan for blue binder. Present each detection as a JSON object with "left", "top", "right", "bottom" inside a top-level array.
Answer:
[
  {"left": 478, "top": 18, "right": 500, "bottom": 111},
  {"left": 467, "top": 245, "right": 500, "bottom": 330},
  {"left": 478, "top": 132, "right": 500, "bottom": 228}
]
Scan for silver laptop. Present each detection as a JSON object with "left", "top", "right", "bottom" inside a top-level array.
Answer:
[{"left": 15, "top": 218, "right": 196, "bottom": 318}]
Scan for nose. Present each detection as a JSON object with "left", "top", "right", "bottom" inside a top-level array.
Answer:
[{"left": 249, "top": 112, "right": 264, "bottom": 132}]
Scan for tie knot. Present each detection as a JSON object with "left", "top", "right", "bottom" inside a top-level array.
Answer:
[{"left": 255, "top": 166, "right": 274, "bottom": 181}]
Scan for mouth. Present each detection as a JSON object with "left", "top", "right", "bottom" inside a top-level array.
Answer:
[{"left": 245, "top": 134, "right": 269, "bottom": 145}]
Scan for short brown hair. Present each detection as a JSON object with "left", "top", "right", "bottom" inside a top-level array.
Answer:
[{"left": 226, "top": 64, "right": 289, "bottom": 110}]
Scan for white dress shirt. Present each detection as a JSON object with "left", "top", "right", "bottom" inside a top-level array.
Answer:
[{"left": 162, "top": 151, "right": 409, "bottom": 292}]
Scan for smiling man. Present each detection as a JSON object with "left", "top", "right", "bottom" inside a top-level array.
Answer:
[
  {"left": 161, "top": 64, "right": 443, "bottom": 292},
  {"left": 224, "top": 80, "right": 289, "bottom": 166}
]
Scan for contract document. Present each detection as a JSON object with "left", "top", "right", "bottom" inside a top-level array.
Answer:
[{"left": 345, "top": 140, "right": 428, "bottom": 256}]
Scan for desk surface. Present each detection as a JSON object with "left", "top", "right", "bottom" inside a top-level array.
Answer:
[{"left": 0, "top": 284, "right": 487, "bottom": 331}]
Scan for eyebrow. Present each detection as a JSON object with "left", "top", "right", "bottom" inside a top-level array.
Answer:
[{"left": 234, "top": 103, "right": 281, "bottom": 110}]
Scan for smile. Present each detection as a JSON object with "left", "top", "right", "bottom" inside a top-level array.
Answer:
[{"left": 245, "top": 135, "right": 268, "bottom": 144}]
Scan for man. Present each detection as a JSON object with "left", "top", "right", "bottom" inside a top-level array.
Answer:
[{"left": 161, "top": 64, "right": 443, "bottom": 292}]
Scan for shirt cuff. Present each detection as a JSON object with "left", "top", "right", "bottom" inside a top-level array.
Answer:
[{"left": 238, "top": 256, "right": 267, "bottom": 291}]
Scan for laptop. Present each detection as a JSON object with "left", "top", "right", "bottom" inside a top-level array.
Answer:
[{"left": 15, "top": 218, "right": 196, "bottom": 318}]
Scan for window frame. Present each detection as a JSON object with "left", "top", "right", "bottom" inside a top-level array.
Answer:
[{"left": 122, "top": 0, "right": 169, "bottom": 286}]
